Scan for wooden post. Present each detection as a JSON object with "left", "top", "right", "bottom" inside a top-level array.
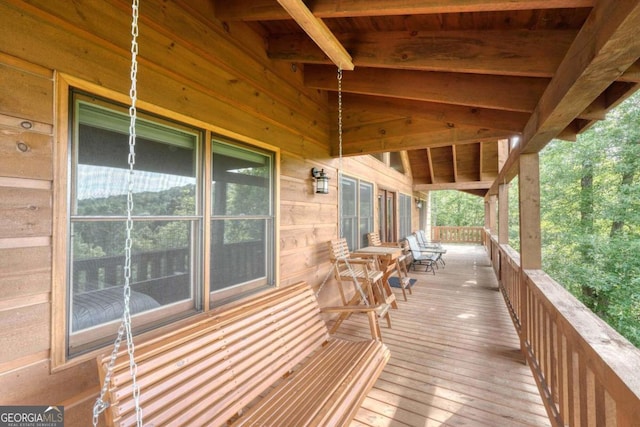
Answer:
[
  {"left": 518, "top": 153, "right": 541, "bottom": 364},
  {"left": 518, "top": 154, "right": 542, "bottom": 269},
  {"left": 484, "top": 200, "right": 490, "bottom": 230},
  {"left": 498, "top": 183, "right": 509, "bottom": 245},
  {"left": 488, "top": 194, "right": 498, "bottom": 236}
]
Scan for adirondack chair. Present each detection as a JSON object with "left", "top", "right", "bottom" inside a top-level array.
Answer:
[
  {"left": 405, "top": 235, "right": 438, "bottom": 274},
  {"left": 367, "top": 232, "right": 412, "bottom": 301},
  {"left": 415, "top": 230, "right": 446, "bottom": 267},
  {"left": 327, "top": 238, "right": 392, "bottom": 335}
]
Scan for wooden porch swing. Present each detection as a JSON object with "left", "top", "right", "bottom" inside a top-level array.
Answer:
[{"left": 93, "top": 2, "right": 389, "bottom": 426}]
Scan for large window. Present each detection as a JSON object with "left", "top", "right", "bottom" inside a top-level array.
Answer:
[
  {"left": 210, "top": 141, "right": 275, "bottom": 305},
  {"left": 399, "top": 193, "right": 412, "bottom": 239},
  {"left": 64, "top": 90, "right": 276, "bottom": 359},
  {"left": 340, "top": 175, "right": 374, "bottom": 250}
]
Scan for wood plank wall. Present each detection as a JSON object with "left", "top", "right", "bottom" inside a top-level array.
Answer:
[{"left": 0, "top": 0, "right": 415, "bottom": 424}]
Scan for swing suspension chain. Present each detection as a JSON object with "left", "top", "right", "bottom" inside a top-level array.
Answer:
[
  {"left": 92, "top": 0, "right": 142, "bottom": 425},
  {"left": 315, "top": 68, "right": 344, "bottom": 299},
  {"left": 337, "top": 68, "right": 343, "bottom": 239}
]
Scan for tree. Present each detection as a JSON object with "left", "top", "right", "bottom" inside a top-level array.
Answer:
[{"left": 540, "top": 91, "right": 640, "bottom": 347}]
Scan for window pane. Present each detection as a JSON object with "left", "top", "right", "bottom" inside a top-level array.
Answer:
[
  {"left": 69, "top": 94, "right": 201, "bottom": 358},
  {"left": 399, "top": 194, "right": 412, "bottom": 239},
  {"left": 212, "top": 143, "right": 271, "bottom": 216},
  {"left": 69, "top": 220, "right": 196, "bottom": 353},
  {"left": 76, "top": 101, "right": 197, "bottom": 216},
  {"left": 210, "top": 140, "right": 275, "bottom": 299},
  {"left": 359, "top": 182, "right": 374, "bottom": 247},
  {"left": 340, "top": 176, "right": 358, "bottom": 250},
  {"left": 211, "top": 218, "right": 270, "bottom": 291}
]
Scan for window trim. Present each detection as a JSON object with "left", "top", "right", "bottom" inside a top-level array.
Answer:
[
  {"left": 52, "top": 74, "right": 280, "bottom": 371},
  {"left": 339, "top": 174, "right": 374, "bottom": 251}
]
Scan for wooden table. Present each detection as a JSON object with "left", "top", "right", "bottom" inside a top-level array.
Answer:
[{"left": 354, "top": 246, "right": 402, "bottom": 309}]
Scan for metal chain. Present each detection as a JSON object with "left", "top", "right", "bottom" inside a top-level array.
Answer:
[
  {"left": 317, "top": 68, "right": 344, "bottom": 299},
  {"left": 337, "top": 68, "right": 343, "bottom": 240},
  {"left": 92, "top": 0, "right": 142, "bottom": 425}
]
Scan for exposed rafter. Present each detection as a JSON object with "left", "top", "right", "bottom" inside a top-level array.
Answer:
[
  {"left": 414, "top": 181, "right": 494, "bottom": 191},
  {"left": 335, "top": 125, "right": 513, "bottom": 156},
  {"left": 214, "top": 0, "right": 640, "bottom": 194},
  {"left": 306, "top": 65, "right": 548, "bottom": 113},
  {"left": 217, "top": 0, "right": 595, "bottom": 21},
  {"left": 339, "top": 93, "right": 529, "bottom": 132},
  {"left": 275, "top": 0, "right": 353, "bottom": 70},
  {"left": 269, "top": 29, "right": 576, "bottom": 77},
  {"left": 490, "top": 0, "right": 640, "bottom": 194}
]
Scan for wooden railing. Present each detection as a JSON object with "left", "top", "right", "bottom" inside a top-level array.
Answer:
[
  {"left": 431, "top": 226, "right": 484, "bottom": 243},
  {"left": 484, "top": 230, "right": 640, "bottom": 426}
]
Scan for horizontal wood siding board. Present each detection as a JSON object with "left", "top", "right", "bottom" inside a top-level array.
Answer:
[
  {"left": 0, "top": 187, "right": 51, "bottom": 238},
  {"left": 0, "top": 1, "right": 329, "bottom": 152},
  {"left": 0, "top": 62, "right": 53, "bottom": 124},
  {"left": 0, "top": 131, "right": 53, "bottom": 181}
]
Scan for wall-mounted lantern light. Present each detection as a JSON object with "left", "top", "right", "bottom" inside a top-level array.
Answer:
[
  {"left": 311, "top": 167, "right": 329, "bottom": 194},
  {"left": 416, "top": 198, "right": 423, "bottom": 209}
]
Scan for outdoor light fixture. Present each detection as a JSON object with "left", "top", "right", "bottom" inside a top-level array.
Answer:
[
  {"left": 311, "top": 167, "right": 329, "bottom": 194},
  {"left": 416, "top": 199, "right": 423, "bottom": 208}
]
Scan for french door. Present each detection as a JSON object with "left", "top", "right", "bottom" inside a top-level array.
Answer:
[{"left": 378, "top": 189, "right": 396, "bottom": 242}]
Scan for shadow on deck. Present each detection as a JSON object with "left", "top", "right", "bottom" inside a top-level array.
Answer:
[{"left": 335, "top": 244, "right": 550, "bottom": 427}]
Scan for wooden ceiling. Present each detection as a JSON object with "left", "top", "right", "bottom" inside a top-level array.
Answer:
[{"left": 215, "top": 0, "right": 640, "bottom": 196}]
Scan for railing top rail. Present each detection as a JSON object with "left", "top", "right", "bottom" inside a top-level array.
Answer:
[{"left": 526, "top": 270, "right": 640, "bottom": 402}]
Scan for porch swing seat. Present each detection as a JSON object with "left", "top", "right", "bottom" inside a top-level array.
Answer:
[{"left": 96, "top": 281, "right": 390, "bottom": 427}]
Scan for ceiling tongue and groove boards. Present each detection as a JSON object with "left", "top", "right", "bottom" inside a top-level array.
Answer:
[{"left": 215, "top": 0, "right": 640, "bottom": 196}]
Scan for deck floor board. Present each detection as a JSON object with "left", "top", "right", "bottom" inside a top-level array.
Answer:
[{"left": 336, "top": 244, "right": 550, "bottom": 427}]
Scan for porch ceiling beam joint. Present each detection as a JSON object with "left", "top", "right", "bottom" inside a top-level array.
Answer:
[{"left": 276, "top": 0, "right": 354, "bottom": 71}]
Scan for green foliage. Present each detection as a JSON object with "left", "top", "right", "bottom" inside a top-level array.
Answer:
[
  {"left": 540, "top": 91, "right": 640, "bottom": 348},
  {"left": 431, "top": 190, "right": 484, "bottom": 226}
]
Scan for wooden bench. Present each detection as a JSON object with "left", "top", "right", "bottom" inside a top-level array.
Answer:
[{"left": 96, "top": 281, "right": 390, "bottom": 426}]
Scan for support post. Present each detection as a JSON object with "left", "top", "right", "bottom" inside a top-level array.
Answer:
[
  {"left": 517, "top": 153, "right": 541, "bottom": 362},
  {"left": 498, "top": 183, "right": 509, "bottom": 245},
  {"left": 488, "top": 195, "right": 498, "bottom": 236},
  {"left": 518, "top": 154, "right": 542, "bottom": 269}
]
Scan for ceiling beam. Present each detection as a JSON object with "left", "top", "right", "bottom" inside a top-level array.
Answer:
[
  {"left": 341, "top": 117, "right": 515, "bottom": 147},
  {"left": 415, "top": 181, "right": 494, "bottom": 191},
  {"left": 335, "top": 125, "right": 513, "bottom": 156},
  {"left": 306, "top": 65, "right": 549, "bottom": 112},
  {"left": 489, "top": 0, "right": 640, "bottom": 195},
  {"left": 338, "top": 93, "right": 529, "bottom": 132},
  {"left": 275, "top": 0, "right": 354, "bottom": 70},
  {"left": 427, "top": 148, "right": 435, "bottom": 184},
  {"left": 452, "top": 145, "right": 459, "bottom": 182},
  {"left": 217, "top": 0, "right": 595, "bottom": 21},
  {"left": 269, "top": 29, "right": 576, "bottom": 78}
]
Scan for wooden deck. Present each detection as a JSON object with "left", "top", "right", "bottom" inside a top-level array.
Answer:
[{"left": 335, "top": 244, "right": 550, "bottom": 427}]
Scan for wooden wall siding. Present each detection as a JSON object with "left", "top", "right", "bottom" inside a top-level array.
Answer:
[{"left": 0, "top": 0, "right": 415, "bottom": 424}]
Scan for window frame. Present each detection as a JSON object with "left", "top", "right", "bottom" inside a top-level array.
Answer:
[
  {"left": 209, "top": 138, "right": 276, "bottom": 306},
  {"left": 339, "top": 174, "right": 374, "bottom": 251},
  {"left": 66, "top": 91, "right": 204, "bottom": 358},
  {"left": 399, "top": 193, "right": 413, "bottom": 240},
  {"left": 52, "top": 74, "right": 279, "bottom": 370}
]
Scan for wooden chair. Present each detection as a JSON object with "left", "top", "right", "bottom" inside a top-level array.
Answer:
[
  {"left": 367, "top": 232, "right": 413, "bottom": 301},
  {"left": 327, "top": 238, "right": 392, "bottom": 335}
]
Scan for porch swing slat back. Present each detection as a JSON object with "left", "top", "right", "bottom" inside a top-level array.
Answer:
[{"left": 97, "top": 281, "right": 390, "bottom": 426}]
